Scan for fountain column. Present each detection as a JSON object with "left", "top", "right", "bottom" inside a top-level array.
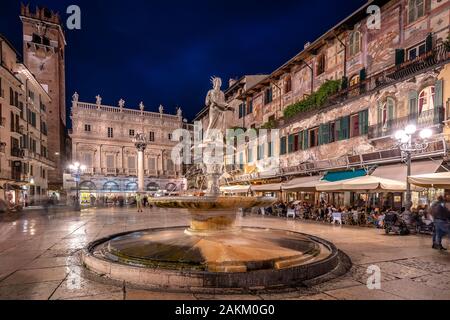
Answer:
[{"left": 133, "top": 133, "right": 148, "bottom": 193}]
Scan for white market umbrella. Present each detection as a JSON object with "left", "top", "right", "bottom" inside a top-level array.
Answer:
[{"left": 408, "top": 172, "right": 450, "bottom": 189}]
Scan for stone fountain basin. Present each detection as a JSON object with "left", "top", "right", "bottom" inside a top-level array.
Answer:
[{"left": 149, "top": 196, "right": 276, "bottom": 232}]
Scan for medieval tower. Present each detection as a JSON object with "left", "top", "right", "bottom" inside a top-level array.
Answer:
[{"left": 20, "top": 4, "right": 68, "bottom": 191}]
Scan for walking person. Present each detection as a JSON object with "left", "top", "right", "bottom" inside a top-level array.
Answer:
[
  {"left": 136, "top": 193, "right": 143, "bottom": 213},
  {"left": 430, "top": 196, "right": 450, "bottom": 251}
]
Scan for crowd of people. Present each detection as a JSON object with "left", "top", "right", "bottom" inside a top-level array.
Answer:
[{"left": 258, "top": 196, "right": 449, "bottom": 249}]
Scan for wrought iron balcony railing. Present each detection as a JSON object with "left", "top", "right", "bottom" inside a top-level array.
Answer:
[{"left": 368, "top": 107, "right": 445, "bottom": 140}]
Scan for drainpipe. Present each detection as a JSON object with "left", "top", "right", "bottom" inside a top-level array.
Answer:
[
  {"left": 300, "top": 60, "right": 314, "bottom": 95},
  {"left": 271, "top": 82, "right": 282, "bottom": 117},
  {"left": 334, "top": 31, "right": 347, "bottom": 79}
]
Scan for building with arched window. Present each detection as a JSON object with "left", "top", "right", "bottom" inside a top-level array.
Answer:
[{"left": 66, "top": 97, "right": 189, "bottom": 205}]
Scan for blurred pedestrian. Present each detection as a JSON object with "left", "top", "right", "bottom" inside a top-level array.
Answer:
[{"left": 430, "top": 195, "right": 450, "bottom": 251}]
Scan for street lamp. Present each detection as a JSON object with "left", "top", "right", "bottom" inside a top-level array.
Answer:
[
  {"left": 394, "top": 124, "right": 433, "bottom": 210},
  {"left": 68, "top": 162, "right": 86, "bottom": 211}
]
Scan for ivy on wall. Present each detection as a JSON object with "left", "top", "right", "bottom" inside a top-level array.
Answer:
[{"left": 283, "top": 79, "right": 341, "bottom": 119}]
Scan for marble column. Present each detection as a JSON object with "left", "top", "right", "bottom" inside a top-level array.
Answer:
[
  {"left": 138, "top": 150, "right": 144, "bottom": 192},
  {"left": 133, "top": 133, "right": 148, "bottom": 193}
]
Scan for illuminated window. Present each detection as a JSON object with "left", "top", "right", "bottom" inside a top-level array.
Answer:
[{"left": 418, "top": 86, "right": 435, "bottom": 114}]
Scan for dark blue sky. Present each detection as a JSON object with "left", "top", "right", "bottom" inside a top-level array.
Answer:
[{"left": 1, "top": 0, "right": 367, "bottom": 124}]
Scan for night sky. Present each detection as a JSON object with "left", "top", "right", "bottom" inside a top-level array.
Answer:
[{"left": 1, "top": 0, "right": 367, "bottom": 125}]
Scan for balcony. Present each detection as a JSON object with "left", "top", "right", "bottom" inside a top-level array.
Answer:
[
  {"left": 11, "top": 148, "right": 24, "bottom": 159},
  {"left": 368, "top": 107, "right": 445, "bottom": 140},
  {"left": 329, "top": 44, "right": 449, "bottom": 106},
  {"left": 126, "top": 169, "right": 137, "bottom": 176},
  {"left": 226, "top": 139, "right": 447, "bottom": 184}
]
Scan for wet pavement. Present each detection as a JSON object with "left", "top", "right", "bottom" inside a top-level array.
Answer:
[{"left": 0, "top": 207, "right": 449, "bottom": 300}]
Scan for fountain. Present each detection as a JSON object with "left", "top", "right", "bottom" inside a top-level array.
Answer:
[{"left": 82, "top": 77, "right": 346, "bottom": 292}]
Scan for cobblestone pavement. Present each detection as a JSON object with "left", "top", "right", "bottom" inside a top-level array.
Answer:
[{"left": 0, "top": 207, "right": 449, "bottom": 300}]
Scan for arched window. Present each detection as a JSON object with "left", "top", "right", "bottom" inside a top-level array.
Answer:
[
  {"left": 408, "top": 0, "right": 425, "bottom": 24},
  {"left": 349, "top": 74, "right": 360, "bottom": 87},
  {"left": 378, "top": 97, "right": 396, "bottom": 129},
  {"left": 146, "top": 182, "right": 160, "bottom": 192},
  {"left": 349, "top": 31, "right": 361, "bottom": 56},
  {"left": 418, "top": 86, "right": 435, "bottom": 114},
  {"left": 79, "top": 181, "right": 96, "bottom": 191},
  {"left": 103, "top": 181, "right": 120, "bottom": 192},
  {"left": 125, "top": 182, "right": 138, "bottom": 191}
]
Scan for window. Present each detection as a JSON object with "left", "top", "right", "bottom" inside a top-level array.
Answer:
[
  {"left": 128, "top": 156, "right": 136, "bottom": 169},
  {"left": 107, "top": 127, "right": 113, "bottom": 138},
  {"left": 268, "top": 141, "right": 274, "bottom": 157},
  {"left": 247, "top": 147, "right": 253, "bottom": 163},
  {"left": 279, "top": 136, "right": 287, "bottom": 155},
  {"left": 408, "top": 0, "right": 425, "bottom": 24},
  {"left": 129, "top": 129, "right": 135, "bottom": 137},
  {"left": 9, "top": 88, "right": 14, "bottom": 106},
  {"left": 329, "top": 122, "right": 336, "bottom": 143},
  {"left": 316, "top": 54, "right": 325, "bottom": 75},
  {"left": 418, "top": 86, "right": 435, "bottom": 115},
  {"left": 149, "top": 131, "right": 155, "bottom": 142},
  {"left": 309, "top": 127, "right": 319, "bottom": 148},
  {"left": 83, "top": 153, "right": 93, "bottom": 168},
  {"left": 257, "top": 144, "right": 265, "bottom": 160},
  {"left": 106, "top": 155, "right": 115, "bottom": 168},
  {"left": 378, "top": 98, "right": 396, "bottom": 129},
  {"left": 247, "top": 99, "right": 253, "bottom": 114},
  {"left": 349, "top": 31, "right": 361, "bottom": 56},
  {"left": 238, "top": 103, "right": 245, "bottom": 119},
  {"left": 349, "top": 75, "right": 360, "bottom": 87},
  {"left": 148, "top": 158, "right": 156, "bottom": 171},
  {"left": 407, "top": 42, "right": 426, "bottom": 61},
  {"left": 264, "top": 87, "right": 273, "bottom": 105},
  {"left": 28, "top": 90, "right": 35, "bottom": 101},
  {"left": 168, "top": 133, "right": 173, "bottom": 141},
  {"left": 284, "top": 77, "right": 292, "bottom": 93},
  {"left": 166, "top": 159, "right": 174, "bottom": 171},
  {"left": 84, "top": 124, "right": 91, "bottom": 132},
  {"left": 350, "top": 114, "right": 360, "bottom": 138}
]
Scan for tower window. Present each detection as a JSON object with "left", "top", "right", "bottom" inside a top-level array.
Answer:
[
  {"left": 84, "top": 124, "right": 91, "bottom": 132},
  {"left": 107, "top": 127, "right": 114, "bottom": 138},
  {"left": 129, "top": 129, "right": 135, "bottom": 137},
  {"left": 149, "top": 132, "right": 155, "bottom": 142}
]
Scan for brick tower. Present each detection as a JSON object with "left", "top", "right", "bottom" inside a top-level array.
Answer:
[{"left": 20, "top": 4, "right": 68, "bottom": 192}]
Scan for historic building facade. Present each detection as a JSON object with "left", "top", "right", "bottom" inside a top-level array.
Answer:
[
  {"left": 20, "top": 4, "right": 70, "bottom": 192},
  {"left": 69, "top": 96, "right": 188, "bottom": 204},
  {"left": 0, "top": 34, "right": 55, "bottom": 205},
  {"left": 196, "top": 0, "right": 450, "bottom": 207}
]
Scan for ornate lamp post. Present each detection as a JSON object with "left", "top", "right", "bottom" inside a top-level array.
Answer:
[
  {"left": 132, "top": 133, "right": 148, "bottom": 193},
  {"left": 394, "top": 125, "right": 433, "bottom": 210},
  {"left": 68, "top": 162, "right": 86, "bottom": 211}
]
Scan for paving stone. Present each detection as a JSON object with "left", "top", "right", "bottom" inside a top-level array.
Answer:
[
  {"left": 380, "top": 279, "right": 450, "bottom": 300},
  {"left": 412, "top": 273, "right": 450, "bottom": 291},
  {"left": 0, "top": 281, "right": 61, "bottom": 300},
  {"left": 50, "top": 276, "right": 122, "bottom": 300},
  {"left": 395, "top": 257, "right": 450, "bottom": 273},
  {"left": 0, "top": 267, "right": 69, "bottom": 286},
  {"left": 325, "top": 285, "right": 403, "bottom": 300}
]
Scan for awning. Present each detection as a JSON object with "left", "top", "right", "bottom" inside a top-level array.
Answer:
[
  {"left": 282, "top": 176, "right": 323, "bottom": 191},
  {"left": 372, "top": 160, "right": 443, "bottom": 182},
  {"left": 220, "top": 185, "right": 251, "bottom": 193},
  {"left": 408, "top": 172, "right": 450, "bottom": 189},
  {"left": 323, "top": 169, "right": 366, "bottom": 182},
  {"left": 251, "top": 183, "right": 282, "bottom": 192},
  {"left": 316, "top": 175, "right": 419, "bottom": 192}
]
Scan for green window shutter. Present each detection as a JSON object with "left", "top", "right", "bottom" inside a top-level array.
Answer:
[
  {"left": 435, "top": 80, "right": 443, "bottom": 109},
  {"left": 435, "top": 80, "right": 444, "bottom": 123},
  {"left": 297, "top": 132, "right": 303, "bottom": 150},
  {"left": 320, "top": 123, "right": 330, "bottom": 145},
  {"left": 280, "top": 136, "right": 287, "bottom": 155},
  {"left": 426, "top": 33, "right": 433, "bottom": 52},
  {"left": 408, "top": 91, "right": 418, "bottom": 117},
  {"left": 335, "top": 118, "right": 342, "bottom": 141},
  {"left": 359, "top": 109, "right": 369, "bottom": 135},
  {"left": 359, "top": 68, "right": 366, "bottom": 82},
  {"left": 395, "top": 49, "right": 405, "bottom": 66},
  {"left": 340, "top": 116, "right": 350, "bottom": 140},
  {"left": 288, "top": 134, "right": 294, "bottom": 153},
  {"left": 303, "top": 130, "right": 309, "bottom": 150}
]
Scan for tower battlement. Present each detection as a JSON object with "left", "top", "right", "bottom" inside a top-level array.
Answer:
[{"left": 20, "top": 3, "right": 61, "bottom": 25}]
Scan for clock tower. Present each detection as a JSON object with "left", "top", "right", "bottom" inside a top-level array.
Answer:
[{"left": 20, "top": 4, "right": 69, "bottom": 191}]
